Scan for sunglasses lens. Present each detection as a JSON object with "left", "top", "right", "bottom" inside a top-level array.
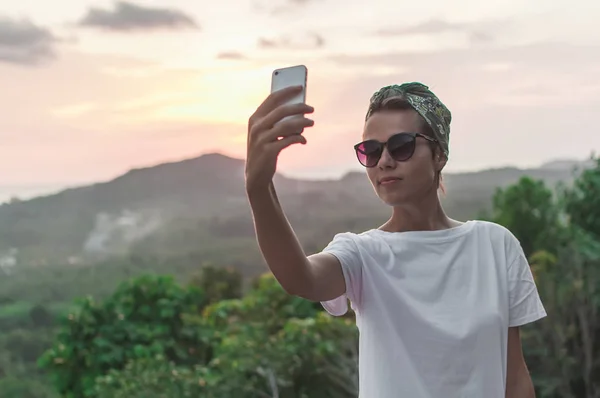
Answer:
[
  {"left": 388, "top": 134, "right": 416, "bottom": 161},
  {"left": 355, "top": 141, "right": 382, "bottom": 167}
]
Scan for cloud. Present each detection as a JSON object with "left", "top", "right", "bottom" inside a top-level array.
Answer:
[
  {"left": 258, "top": 32, "right": 325, "bottom": 49},
  {"left": 253, "top": 0, "right": 319, "bottom": 15},
  {"left": 376, "top": 19, "right": 469, "bottom": 36},
  {"left": 375, "top": 18, "right": 503, "bottom": 46},
  {"left": 216, "top": 51, "right": 246, "bottom": 60},
  {"left": 79, "top": 1, "right": 198, "bottom": 32},
  {"left": 0, "top": 17, "right": 57, "bottom": 66}
]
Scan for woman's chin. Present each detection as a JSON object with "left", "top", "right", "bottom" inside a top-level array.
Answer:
[{"left": 377, "top": 192, "right": 408, "bottom": 207}]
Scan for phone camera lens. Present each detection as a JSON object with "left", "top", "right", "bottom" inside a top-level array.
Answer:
[{"left": 274, "top": 71, "right": 279, "bottom": 76}]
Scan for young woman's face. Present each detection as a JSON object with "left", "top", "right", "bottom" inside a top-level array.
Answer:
[{"left": 361, "top": 110, "right": 444, "bottom": 206}]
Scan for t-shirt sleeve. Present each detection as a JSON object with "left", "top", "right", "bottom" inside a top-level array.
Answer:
[
  {"left": 506, "top": 244, "right": 547, "bottom": 327},
  {"left": 319, "top": 232, "right": 363, "bottom": 317}
]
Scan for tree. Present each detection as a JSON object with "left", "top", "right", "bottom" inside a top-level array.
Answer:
[
  {"left": 44, "top": 271, "right": 359, "bottom": 398},
  {"left": 490, "top": 177, "right": 563, "bottom": 257},
  {"left": 38, "top": 275, "right": 211, "bottom": 398},
  {"left": 559, "top": 156, "right": 600, "bottom": 397},
  {"left": 189, "top": 265, "right": 242, "bottom": 304},
  {"left": 491, "top": 157, "right": 600, "bottom": 398},
  {"left": 94, "top": 356, "right": 222, "bottom": 398},
  {"left": 525, "top": 229, "right": 600, "bottom": 398},
  {"left": 565, "top": 156, "right": 600, "bottom": 238},
  {"left": 204, "top": 274, "right": 358, "bottom": 398}
]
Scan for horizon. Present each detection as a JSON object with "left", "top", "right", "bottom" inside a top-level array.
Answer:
[
  {"left": 0, "top": 151, "right": 591, "bottom": 203},
  {"left": 1, "top": 0, "right": 599, "bottom": 200}
]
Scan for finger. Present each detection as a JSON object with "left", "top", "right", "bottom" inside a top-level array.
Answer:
[
  {"left": 270, "top": 134, "right": 307, "bottom": 153},
  {"left": 249, "top": 103, "right": 313, "bottom": 138},
  {"left": 253, "top": 86, "right": 304, "bottom": 119},
  {"left": 252, "top": 103, "right": 314, "bottom": 134},
  {"left": 263, "top": 117, "right": 314, "bottom": 142}
]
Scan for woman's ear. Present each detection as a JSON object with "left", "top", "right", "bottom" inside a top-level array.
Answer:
[{"left": 435, "top": 148, "right": 447, "bottom": 172}]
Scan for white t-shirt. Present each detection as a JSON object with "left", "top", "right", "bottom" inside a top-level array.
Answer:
[{"left": 320, "top": 220, "right": 546, "bottom": 398}]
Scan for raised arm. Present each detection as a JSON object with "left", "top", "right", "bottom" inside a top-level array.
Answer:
[
  {"left": 245, "top": 86, "right": 346, "bottom": 302},
  {"left": 247, "top": 185, "right": 345, "bottom": 301}
]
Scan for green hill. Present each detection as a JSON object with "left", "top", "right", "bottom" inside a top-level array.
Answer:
[{"left": 0, "top": 154, "right": 585, "bottom": 272}]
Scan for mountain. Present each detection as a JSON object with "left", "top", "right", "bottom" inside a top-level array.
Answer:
[
  {"left": 539, "top": 159, "right": 595, "bottom": 170},
  {"left": 0, "top": 153, "right": 586, "bottom": 270}
]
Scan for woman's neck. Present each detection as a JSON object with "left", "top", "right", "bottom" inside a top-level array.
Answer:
[{"left": 380, "top": 194, "right": 459, "bottom": 233}]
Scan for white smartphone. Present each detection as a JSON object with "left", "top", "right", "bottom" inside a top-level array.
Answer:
[{"left": 270, "top": 65, "right": 308, "bottom": 124}]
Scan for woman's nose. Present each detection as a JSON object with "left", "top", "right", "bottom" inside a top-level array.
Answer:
[{"left": 377, "top": 147, "right": 396, "bottom": 170}]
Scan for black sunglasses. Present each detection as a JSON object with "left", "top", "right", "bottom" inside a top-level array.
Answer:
[{"left": 354, "top": 132, "right": 437, "bottom": 168}]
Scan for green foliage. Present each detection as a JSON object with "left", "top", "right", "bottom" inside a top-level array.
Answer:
[
  {"left": 525, "top": 228, "right": 600, "bottom": 397},
  {"left": 204, "top": 274, "right": 357, "bottom": 397},
  {"left": 36, "top": 271, "right": 357, "bottom": 398},
  {"left": 94, "top": 356, "right": 221, "bottom": 398},
  {"left": 209, "top": 312, "right": 358, "bottom": 398},
  {"left": 38, "top": 275, "right": 211, "bottom": 398},
  {"left": 491, "top": 176, "right": 563, "bottom": 257},
  {"left": 491, "top": 155, "right": 600, "bottom": 397},
  {"left": 564, "top": 157, "right": 600, "bottom": 238},
  {"left": 189, "top": 264, "right": 243, "bottom": 304}
]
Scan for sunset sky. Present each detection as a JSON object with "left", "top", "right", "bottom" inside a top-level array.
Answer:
[{"left": 1, "top": 0, "right": 599, "bottom": 200}]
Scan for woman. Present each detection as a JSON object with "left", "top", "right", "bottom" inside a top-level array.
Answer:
[{"left": 245, "top": 82, "right": 546, "bottom": 398}]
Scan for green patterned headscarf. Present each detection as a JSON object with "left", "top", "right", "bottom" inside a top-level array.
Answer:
[{"left": 365, "top": 82, "right": 452, "bottom": 158}]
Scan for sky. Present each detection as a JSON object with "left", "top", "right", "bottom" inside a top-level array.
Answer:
[{"left": 0, "top": 0, "right": 599, "bottom": 200}]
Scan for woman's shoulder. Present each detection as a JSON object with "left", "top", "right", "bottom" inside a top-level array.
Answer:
[
  {"left": 467, "top": 220, "right": 523, "bottom": 256},
  {"left": 469, "top": 220, "right": 516, "bottom": 239},
  {"left": 323, "top": 229, "right": 388, "bottom": 254}
]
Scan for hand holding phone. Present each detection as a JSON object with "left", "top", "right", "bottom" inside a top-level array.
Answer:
[
  {"left": 245, "top": 65, "right": 314, "bottom": 193},
  {"left": 270, "top": 65, "right": 307, "bottom": 110}
]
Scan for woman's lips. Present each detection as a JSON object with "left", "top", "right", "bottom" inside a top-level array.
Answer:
[{"left": 379, "top": 177, "right": 402, "bottom": 185}]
